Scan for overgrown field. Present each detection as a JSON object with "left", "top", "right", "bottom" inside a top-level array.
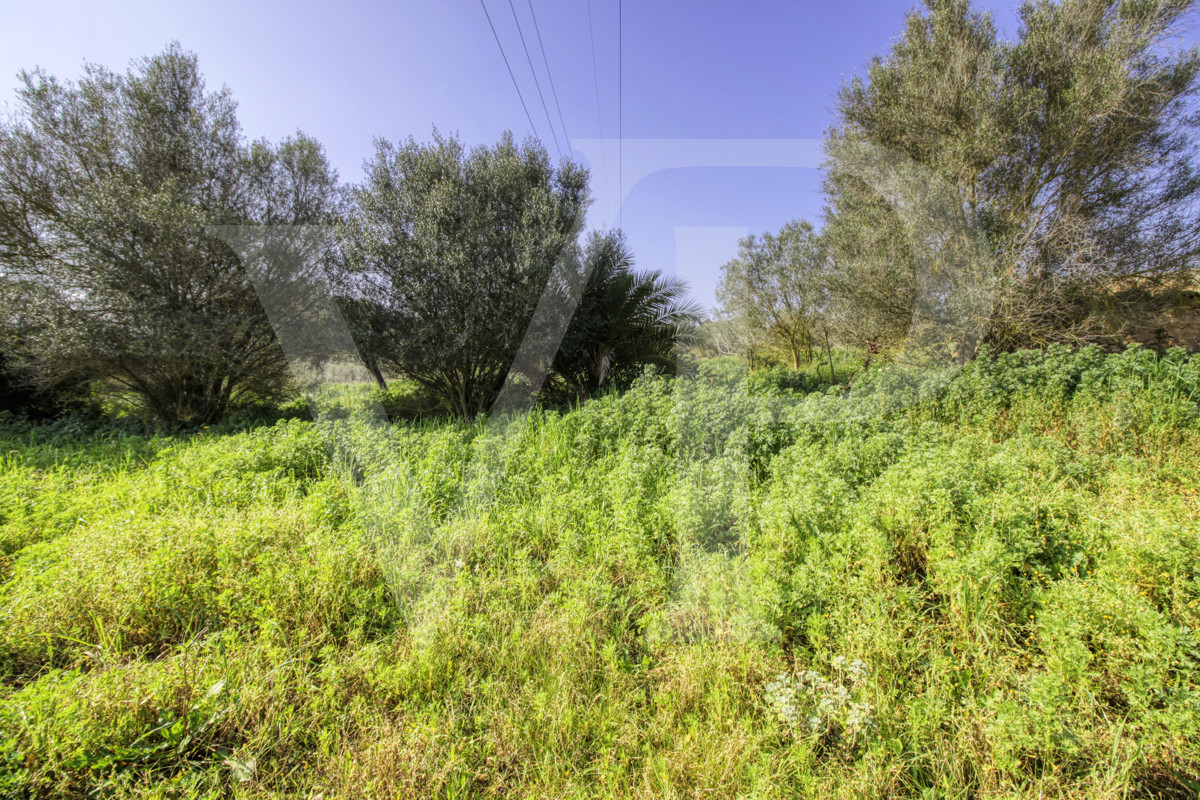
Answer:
[{"left": 2, "top": 346, "right": 1200, "bottom": 799}]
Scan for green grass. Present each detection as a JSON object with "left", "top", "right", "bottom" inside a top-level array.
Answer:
[{"left": 1, "top": 345, "right": 1199, "bottom": 798}]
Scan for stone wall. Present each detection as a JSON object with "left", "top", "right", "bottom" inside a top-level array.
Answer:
[{"left": 1113, "top": 283, "right": 1200, "bottom": 352}]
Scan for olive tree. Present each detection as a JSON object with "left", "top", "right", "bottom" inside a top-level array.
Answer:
[
  {"left": 339, "top": 131, "right": 588, "bottom": 417},
  {"left": 823, "top": 0, "right": 1200, "bottom": 353},
  {"left": 716, "top": 220, "right": 831, "bottom": 368},
  {"left": 0, "top": 44, "right": 342, "bottom": 425}
]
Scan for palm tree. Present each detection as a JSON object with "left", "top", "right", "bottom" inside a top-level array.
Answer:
[{"left": 551, "top": 231, "right": 700, "bottom": 401}]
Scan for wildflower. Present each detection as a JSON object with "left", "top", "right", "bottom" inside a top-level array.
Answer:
[
  {"left": 846, "top": 702, "right": 876, "bottom": 732},
  {"left": 764, "top": 659, "right": 875, "bottom": 747}
]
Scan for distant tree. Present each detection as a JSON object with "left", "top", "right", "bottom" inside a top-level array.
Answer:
[
  {"left": 823, "top": 0, "right": 1200, "bottom": 354},
  {"left": 339, "top": 131, "right": 588, "bottom": 417},
  {"left": 0, "top": 44, "right": 342, "bottom": 425},
  {"left": 550, "top": 230, "right": 699, "bottom": 400},
  {"left": 716, "top": 220, "right": 830, "bottom": 369},
  {"left": 703, "top": 312, "right": 773, "bottom": 369},
  {"left": 331, "top": 293, "right": 394, "bottom": 391}
]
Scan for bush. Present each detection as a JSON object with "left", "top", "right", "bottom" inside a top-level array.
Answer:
[{"left": 1, "top": 346, "right": 1198, "bottom": 797}]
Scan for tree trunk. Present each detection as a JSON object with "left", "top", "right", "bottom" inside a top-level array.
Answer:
[
  {"left": 364, "top": 353, "right": 388, "bottom": 391},
  {"left": 824, "top": 329, "right": 836, "bottom": 384}
]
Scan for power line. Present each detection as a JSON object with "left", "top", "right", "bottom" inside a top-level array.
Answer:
[
  {"left": 506, "top": 0, "right": 562, "bottom": 160},
  {"left": 585, "top": 0, "right": 611, "bottom": 223},
  {"left": 479, "top": 0, "right": 544, "bottom": 150},
  {"left": 618, "top": 0, "right": 623, "bottom": 230},
  {"left": 525, "top": 0, "right": 571, "bottom": 149}
]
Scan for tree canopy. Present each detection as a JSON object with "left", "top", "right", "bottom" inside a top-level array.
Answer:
[
  {"left": 551, "top": 229, "right": 699, "bottom": 400},
  {"left": 823, "top": 0, "right": 1200, "bottom": 353},
  {"left": 716, "top": 220, "right": 831, "bottom": 369},
  {"left": 337, "top": 131, "right": 589, "bottom": 417},
  {"left": 0, "top": 44, "right": 342, "bottom": 425}
]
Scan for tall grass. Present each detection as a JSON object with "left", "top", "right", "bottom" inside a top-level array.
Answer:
[{"left": 1, "top": 345, "right": 1198, "bottom": 798}]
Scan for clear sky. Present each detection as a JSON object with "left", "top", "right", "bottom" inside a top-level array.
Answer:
[{"left": 2, "top": 0, "right": 1194, "bottom": 309}]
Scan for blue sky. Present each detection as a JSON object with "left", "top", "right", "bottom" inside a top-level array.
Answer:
[{"left": 2, "top": 0, "right": 1192, "bottom": 309}]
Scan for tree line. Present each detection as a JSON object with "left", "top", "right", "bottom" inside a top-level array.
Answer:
[
  {"left": 0, "top": 46, "right": 697, "bottom": 424},
  {"left": 712, "top": 0, "right": 1200, "bottom": 370},
  {"left": 4, "top": 0, "right": 1199, "bottom": 425}
]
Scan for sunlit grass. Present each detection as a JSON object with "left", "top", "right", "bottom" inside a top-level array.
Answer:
[{"left": 1, "top": 345, "right": 1198, "bottom": 798}]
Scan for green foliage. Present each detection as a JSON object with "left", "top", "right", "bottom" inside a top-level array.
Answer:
[
  {"left": 824, "top": 0, "right": 1200, "bottom": 352},
  {"left": 716, "top": 220, "right": 832, "bottom": 369},
  {"left": 550, "top": 230, "right": 700, "bottom": 401},
  {"left": 0, "top": 347, "right": 1197, "bottom": 797},
  {"left": 0, "top": 350, "right": 97, "bottom": 420},
  {"left": 764, "top": 657, "right": 876, "bottom": 747},
  {"left": 338, "top": 131, "right": 588, "bottom": 418},
  {"left": 0, "top": 44, "right": 343, "bottom": 426}
]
